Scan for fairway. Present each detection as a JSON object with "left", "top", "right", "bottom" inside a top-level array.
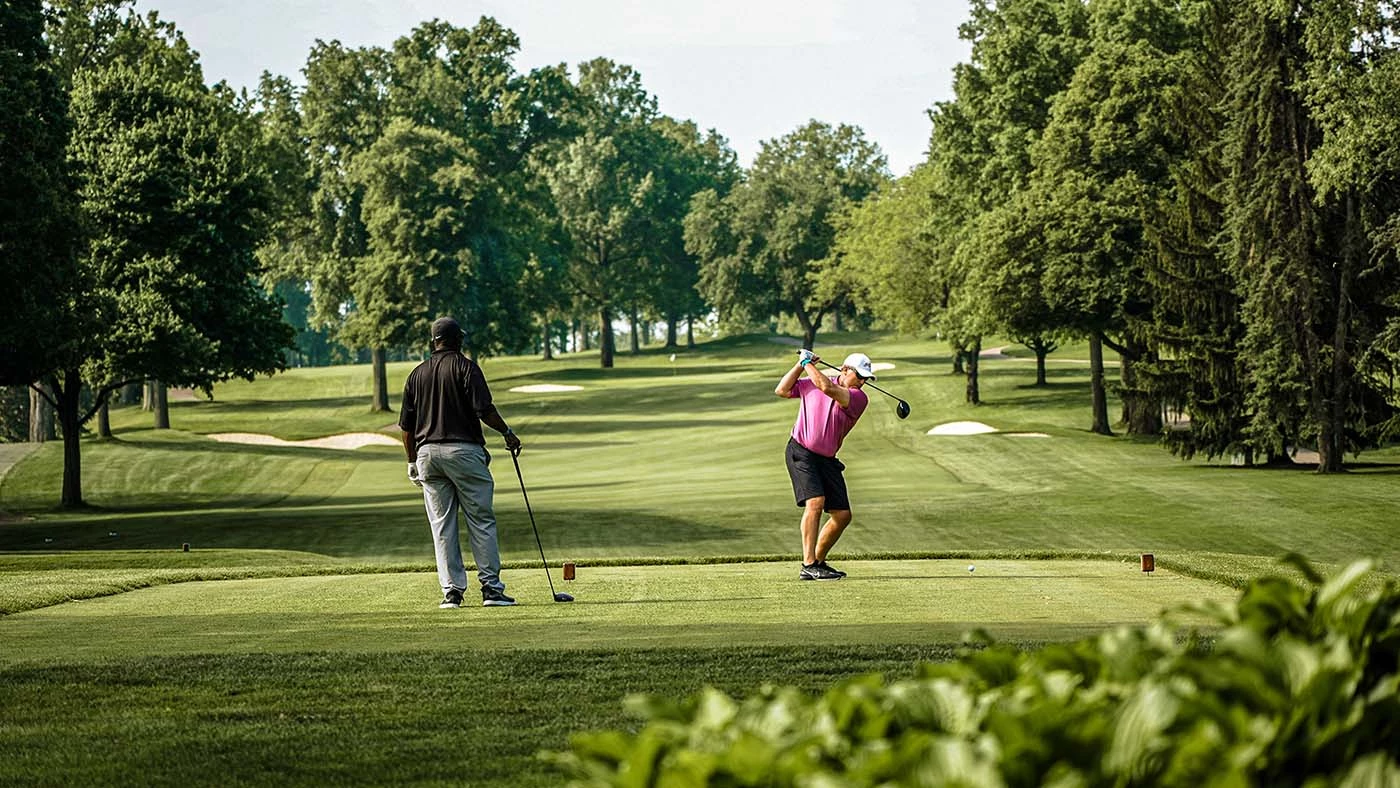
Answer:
[
  {"left": 3, "top": 334, "right": 1397, "bottom": 787},
  {"left": 1, "top": 559, "right": 1236, "bottom": 667}
]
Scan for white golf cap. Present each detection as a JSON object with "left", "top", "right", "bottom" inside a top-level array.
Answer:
[{"left": 843, "top": 352, "right": 877, "bottom": 380}]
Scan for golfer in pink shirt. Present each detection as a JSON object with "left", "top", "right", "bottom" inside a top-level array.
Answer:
[{"left": 774, "top": 349, "right": 876, "bottom": 581}]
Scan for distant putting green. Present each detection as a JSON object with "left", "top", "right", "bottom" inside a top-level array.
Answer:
[{"left": 1, "top": 559, "right": 1235, "bottom": 666}]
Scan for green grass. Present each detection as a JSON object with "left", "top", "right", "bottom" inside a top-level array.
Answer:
[
  {"left": 5, "top": 333, "right": 1398, "bottom": 568},
  {"left": 0, "top": 647, "right": 960, "bottom": 787},
  {"left": 0, "top": 559, "right": 1239, "bottom": 666},
  {"left": 2, "top": 331, "right": 1397, "bottom": 785}
]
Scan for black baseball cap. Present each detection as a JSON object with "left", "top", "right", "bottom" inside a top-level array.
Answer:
[{"left": 431, "top": 316, "right": 464, "bottom": 343}]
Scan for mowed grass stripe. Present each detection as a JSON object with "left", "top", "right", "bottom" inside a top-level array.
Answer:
[{"left": 0, "top": 560, "right": 1237, "bottom": 666}]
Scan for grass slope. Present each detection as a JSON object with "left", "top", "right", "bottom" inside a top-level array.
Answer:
[{"left": 3, "top": 334, "right": 1398, "bottom": 568}]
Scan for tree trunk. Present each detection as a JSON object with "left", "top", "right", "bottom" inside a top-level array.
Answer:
[
  {"left": 97, "top": 401, "right": 112, "bottom": 439},
  {"left": 541, "top": 322, "right": 554, "bottom": 360},
  {"left": 1120, "top": 354, "right": 1162, "bottom": 435},
  {"left": 1035, "top": 349, "right": 1048, "bottom": 386},
  {"left": 1090, "top": 334, "right": 1112, "bottom": 435},
  {"left": 56, "top": 370, "right": 83, "bottom": 508},
  {"left": 628, "top": 308, "right": 640, "bottom": 354},
  {"left": 795, "top": 307, "right": 817, "bottom": 350},
  {"left": 1319, "top": 191, "right": 1358, "bottom": 474},
  {"left": 598, "top": 307, "right": 615, "bottom": 368},
  {"left": 370, "top": 347, "right": 390, "bottom": 412},
  {"left": 666, "top": 316, "right": 678, "bottom": 349},
  {"left": 143, "top": 379, "right": 156, "bottom": 411},
  {"left": 686, "top": 316, "right": 695, "bottom": 348},
  {"left": 29, "top": 384, "right": 55, "bottom": 442},
  {"left": 952, "top": 347, "right": 965, "bottom": 375},
  {"left": 153, "top": 381, "right": 170, "bottom": 429},
  {"left": 965, "top": 336, "right": 981, "bottom": 405}
]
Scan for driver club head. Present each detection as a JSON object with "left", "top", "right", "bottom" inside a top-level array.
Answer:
[
  {"left": 896, "top": 400, "right": 911, "bottom": 419},
  {"left": 553, "top": 592, "right": 574, "bottom": 603}
]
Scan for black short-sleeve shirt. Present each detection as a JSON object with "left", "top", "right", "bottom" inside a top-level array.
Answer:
[{"left": 398, "top": 349, "right": 499, "bottom": 445}]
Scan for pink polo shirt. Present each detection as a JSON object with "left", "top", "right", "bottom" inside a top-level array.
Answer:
[{"left": 788, "top": 378, "right": 869, "bottom": 458}]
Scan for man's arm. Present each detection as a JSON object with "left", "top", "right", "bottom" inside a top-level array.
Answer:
[
  {"left": 402, "top": 430, "right": 417, "bottom": 462},
  {"left": 775, "top": 361, "right": 806, "bottom": 397},
  {"left": 481, "top": 410, "right": 522, "bottom": 454},
  {"left": 804, "top": 362, "right": 852, "bottom": 408}
]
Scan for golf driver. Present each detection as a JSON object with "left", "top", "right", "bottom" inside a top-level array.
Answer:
[
  {"left": 817, "top": 358, "right": 911, "bottom": 419},
  {"left": 509, "top": 450, "right": 574, "bottom": 603}
]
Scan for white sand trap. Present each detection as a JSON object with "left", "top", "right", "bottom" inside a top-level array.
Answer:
[
  {"left": 927, "top": 421, "right": 999, "bottom": 436},
  {"left": 207, "top": 432, "right": 400, "bottom": 450},
  {"left": 1005, "top": 432, "right": 1051, "bottom": 438},
  {"left": 509, "top": 384, "right": 584, "bottom": 393},
  {"left": 871, "top": 362, "right": 896, "bottom": 372}
]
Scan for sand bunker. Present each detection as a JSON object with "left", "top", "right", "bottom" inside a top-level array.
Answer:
[
  {"left": 928, "top": 421, "right": 999, "bottom": 435},
  {"left": 207, "top": 432, "right": 399, "bottom": 450},
  {"left": 871, "top": 362, "right": 896, "bottom": 372},
  {"left": 509, "top": 384, "right": 584, "bottom": 393},
  {"left": 927, "top": 422, "right": 1052, "bottom": 438}
]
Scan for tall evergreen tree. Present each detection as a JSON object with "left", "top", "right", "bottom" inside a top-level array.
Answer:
[{"left": 1220, "top": 0, "right": 1400, "bottom": 471}]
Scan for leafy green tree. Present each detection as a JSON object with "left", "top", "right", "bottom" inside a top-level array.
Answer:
[
  {"left": 1028, "top": 0, "right": 1212, "bottom": 436},
  {"left": 300, "top": 39, "right": 391, "bottom": 407},
  {"left": 914, "top": 0, "right": 1088, "bottom": 403},
  {"left": 827, "top": 163, "right": 957, "bottom": 343},
  {"left": 689, "top": 120, "right": 888, "bottom": 349},
  {"left": 33, "top": 6, "right": 290, "bottom": 506},
  {"left": 646, "top": 117, "right": 739, "bottom": 349},
  {"left": 538, "top": 58, "right": 660, "bottom": 368},
  {"left": 249, "top": 72, "right": 324, "bottom": 367},
  {"left": 343, "top": 119, "right": 479, "bottom": 360}
]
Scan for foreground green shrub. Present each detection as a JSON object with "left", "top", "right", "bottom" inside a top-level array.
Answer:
[{"left": 551, "top": 557, "right": 1400, "bottom": 786}]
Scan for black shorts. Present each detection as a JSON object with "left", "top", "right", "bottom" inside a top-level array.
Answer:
[{"left": 785, "top": 437, "right": 850, "bottom": 511}]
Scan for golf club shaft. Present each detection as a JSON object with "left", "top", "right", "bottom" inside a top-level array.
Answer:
[
  {"left": 817, "top": 359, "right": 904, "bottom": 404},
  {"left": 510, "top": 452, "right": 559, "bottom": 598}
]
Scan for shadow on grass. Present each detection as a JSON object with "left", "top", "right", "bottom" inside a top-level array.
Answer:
[
  {"left": 0, "top": 505, "right": 742, "bottom": 558},
  {"left": 162, "top": 395, "right": 377, "bottom": 412},
  {"left": 1195, "top": 460, "right": 1400, "bottom": 475},
  {"left": 527, "top": 418, "right": 769, "bottom": 435}
]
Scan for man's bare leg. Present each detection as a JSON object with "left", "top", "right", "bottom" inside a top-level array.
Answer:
[
  {"left": 801, "top": 497, "right": 826, "bottom": 565},
  {"left": 815, "top": 509, "right": 851, "bottom": 563}
]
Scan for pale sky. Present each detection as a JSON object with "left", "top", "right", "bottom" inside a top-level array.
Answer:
[{"left": 132, "top": 0, "right": 972, "bottom": 175}]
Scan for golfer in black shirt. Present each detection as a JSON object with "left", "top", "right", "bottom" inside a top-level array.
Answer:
[{"left": 400, "top": 317, "right": 523, "bottom": 608}]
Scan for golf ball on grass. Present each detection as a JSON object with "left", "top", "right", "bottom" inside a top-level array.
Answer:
[{"left": 968, "top": 564, "right": 975, "bottom": 573}]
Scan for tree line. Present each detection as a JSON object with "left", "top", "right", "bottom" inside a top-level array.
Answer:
[
  {"left": 823, "top": 0, "right": 1400, "bottom": 472},
  {"left": 6, "top": 0, "right": 1399, "bottom": 513}
]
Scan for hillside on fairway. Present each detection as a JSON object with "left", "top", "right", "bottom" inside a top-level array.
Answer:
[{"left": 3, "top": 332, "right": 1398, "bottom": 569}]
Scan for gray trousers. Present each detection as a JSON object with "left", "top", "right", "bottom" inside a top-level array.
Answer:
[{"left": 416, "top": 442, "right": 505, "bottom": 593}]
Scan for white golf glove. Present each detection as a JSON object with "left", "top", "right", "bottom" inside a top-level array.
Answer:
[
  {"left": 797, "top": 348, "right": 817, "bottom": 366},
  {"left": 407, "top": 462, "right": 422, "bottom": 487}
]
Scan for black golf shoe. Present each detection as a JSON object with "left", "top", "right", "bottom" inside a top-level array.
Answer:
[
  {"left": 818, "top": 561, "right": 846, "bottom": 578},
  {"left": 800, "top": 563, "right": 843, "bottom": 581},
  {"left": 481, "top": 586, "right": 517, "bottom": 607},
  {"left": 439, "top": 588, "right": 464, "bottom": 609}
]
